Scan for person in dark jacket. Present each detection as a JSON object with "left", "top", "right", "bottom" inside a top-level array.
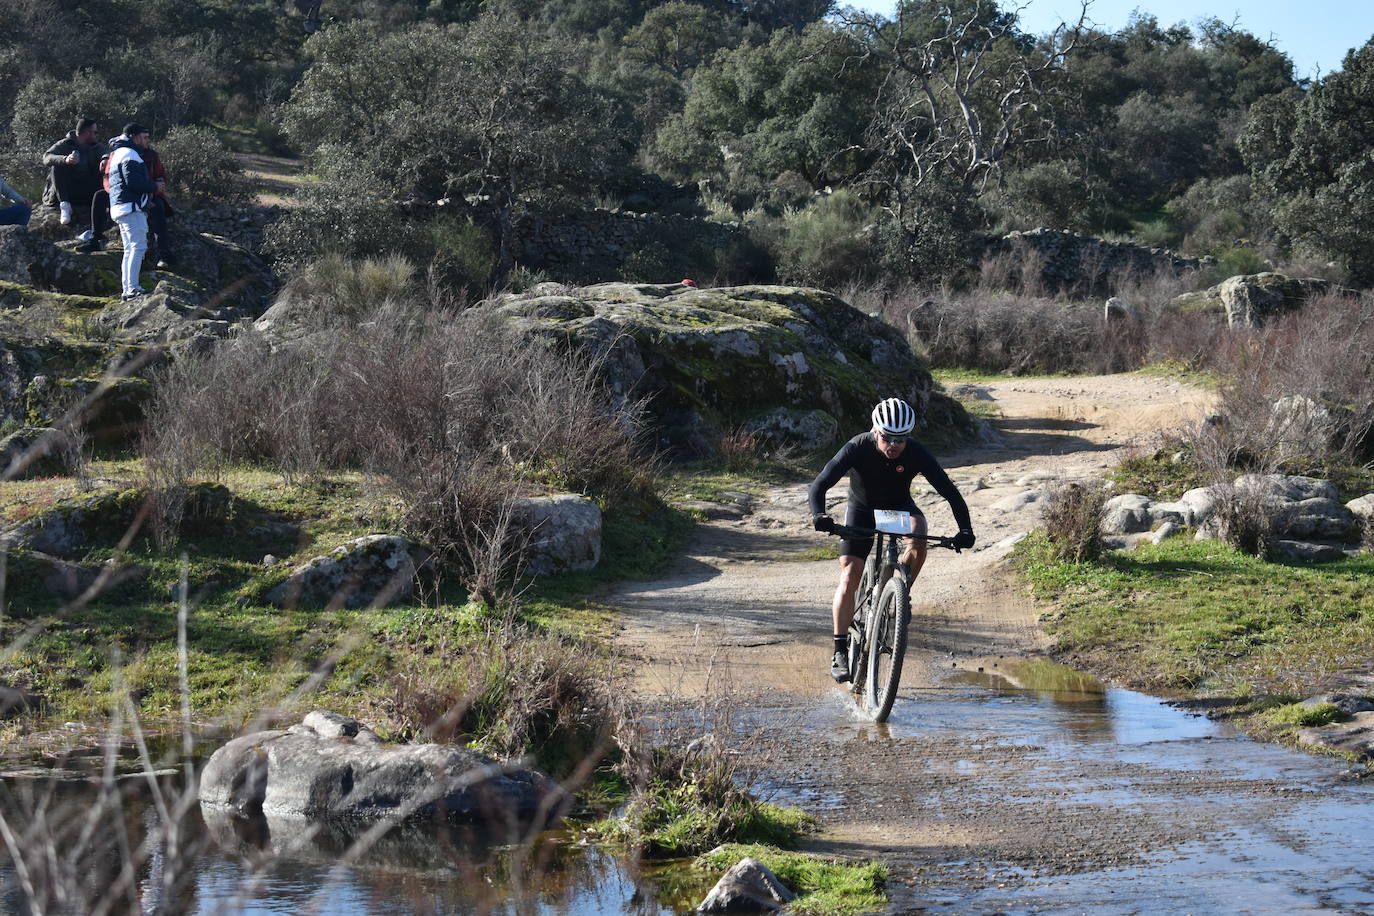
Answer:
[
  {"left": 809, "top": 397, "right": 976, "bottom": 682},
  {"left": 0, "top": 174, "right": 32, "bottom": 226},
  {"left": 42, "top": 118, "right": 107, "bottom": 225},
  {"left": 107, "top": 123, "right": 163, "bottom": 300},
  {"left": 81, "top": 141, "right": 174, "bottom": 264}
]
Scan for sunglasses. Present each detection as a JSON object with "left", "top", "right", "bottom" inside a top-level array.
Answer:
[{"left": 876, "top": 431, "right": 905, "bottom": 444}]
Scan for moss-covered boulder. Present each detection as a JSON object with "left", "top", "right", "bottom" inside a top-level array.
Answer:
[
  {"left": 1, "top": 483, "right": 231, "bottom": 559},
  {"left": 481, "top": 283, "right": 965, "bottom": 451}
]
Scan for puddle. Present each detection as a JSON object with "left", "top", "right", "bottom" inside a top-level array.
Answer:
[{"left": 0, "top": 764, "right": 717, "bottom": 916}]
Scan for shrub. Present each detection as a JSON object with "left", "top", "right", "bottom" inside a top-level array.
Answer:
[
  {"left": 1039, "top": 482, "right": 1108, "bottom": 563},
  {"left": 428, "top": 214, "right": 494, "bottom": 293},
  {"left": 278, "top": 253, "right": 417, "bottom": 324},
  {"left": 154, "top": 125, "right": 251, "bottom": 208},
  {"left": 772, "top": 190, "right": 882, "bottom": 288},
  {"left": 264, "top": 160, "right": 425, "bottom": 266},
  {"left": 718, "top": 426, "right": 765, "bottom": 472},
  {"left": 141, "top": 298, "right": 652, "bottom": 577},
  {"left": 9, "top": 72, "right": 150, "bottom": 160}
]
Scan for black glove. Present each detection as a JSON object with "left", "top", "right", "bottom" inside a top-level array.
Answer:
[
  {"left": 952, "top": 528, "right": 976, "bottom": 550},
  {"left": 813, "top": 514, "right": 835, "bottom": 533}
]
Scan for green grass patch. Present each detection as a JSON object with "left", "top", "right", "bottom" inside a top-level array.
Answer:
[
  {"left": 1132, "top": 360, "right": 1228, "bottom": 388},
  {"left": 1016, "top": 534, "right": 1374, "bottom": 697},
  {"left": 695, "top": 844, "right": 887, "bottom": 916},
  {"left": 1109, "top": 449, "right": 1207, "bottom": 501},
  {"left": 798, "top": 544, "right": 839, "bottom": 561},
  {"left": 591, "top": 784, "right": 814, "bottom": 859},
  {"left": 1260, "top": 701, "right": 1341, "bottom": 729}
]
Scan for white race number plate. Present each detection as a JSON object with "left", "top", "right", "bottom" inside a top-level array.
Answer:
[{"left": 874, "top": 509, "right": 914, "bottom": 534}]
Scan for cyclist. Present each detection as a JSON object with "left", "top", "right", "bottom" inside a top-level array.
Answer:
[{"left": 809, "top": 397, "right": 975, "bottom": 682}]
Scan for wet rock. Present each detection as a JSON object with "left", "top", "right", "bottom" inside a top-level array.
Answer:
[
  {"left": 1101, "top": 494, "right": 1152, "bottom": 534},
  {"left": 198, "top": 712, "right": 556, "bottom": 822},
  {"left": 697, "top": 855, "right": 796, "bottom": 913},
  {"left": 513, "top": 494, "right": 602, "bottom": 576},
  {"left": 1298, "top": 711, "right": 1374, "bottom": 760},
  {"left": 265, "top": 534, "right": 429, "bottom": 609}
]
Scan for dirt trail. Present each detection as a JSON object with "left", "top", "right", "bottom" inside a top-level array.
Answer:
[{"left": 611, "top": 375, "right": 1374, "bottom": 913}]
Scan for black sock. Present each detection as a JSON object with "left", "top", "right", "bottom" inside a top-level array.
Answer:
[{"left": 833, "top": 634, "right": 848, "bottom": 654}]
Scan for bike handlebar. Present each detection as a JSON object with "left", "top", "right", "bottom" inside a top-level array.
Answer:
[{"left": 824, "top": 525, "right": 961, "bottom": 551}]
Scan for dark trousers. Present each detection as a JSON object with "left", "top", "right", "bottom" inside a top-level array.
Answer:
[{"left": 52, "top": 169, "right": 99, "bottom": 206}]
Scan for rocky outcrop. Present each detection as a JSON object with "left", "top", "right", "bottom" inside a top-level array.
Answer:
[
  {"left": 0, "top": 483, "right": 230, "bottom": 560},
  {"left": 513, "top": 495, "right": 602, "bottom": 577},
  {"left": 1169, "top": 272, "right": 1335, "bottom": 328},
  {"left": 697, "top": 856, "right": 796, "bottom": 914},
  {"left": 0, "top": 226, "right": 99, "bottom": 295},
  {"left": 198, "top": 711, "right": 556, "bottom": 823},
  {"left": 1101, "top": 475, "right": 1363, "bottom": 561},
  {"left": 983, "top": 228, "right": 1208, "bottom": 296},
  {"left": 0, "top": 425, "right": 76, "bottom": 479},
  {"left": 744, "top": 407, "right": 839, "bottom": 452},
  {"left": 265, "top": 534, "right": 432, "bottom": 609},
  {"left": 482, "top": 283, "right": 965, "bottom": 452}
]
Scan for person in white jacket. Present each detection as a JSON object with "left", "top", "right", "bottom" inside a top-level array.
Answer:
[{"left": 106, "top": 123, "right": 164, "bottom": 300}]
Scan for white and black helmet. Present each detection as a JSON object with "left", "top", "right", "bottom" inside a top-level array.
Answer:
[{"left": 871, "top": 397, "right": 916, "bottom": 438}]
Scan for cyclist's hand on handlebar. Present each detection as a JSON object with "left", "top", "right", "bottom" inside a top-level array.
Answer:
[
  {"left": 952, "top": 528, "right": 976, "bottom": 550},
  {"left": 813, "top": 514, "right": 835, "bottom": 533}
]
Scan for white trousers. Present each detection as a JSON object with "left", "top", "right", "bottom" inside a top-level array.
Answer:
[{"left": 115, "top": 209, "right": 149, "bottom": 296}]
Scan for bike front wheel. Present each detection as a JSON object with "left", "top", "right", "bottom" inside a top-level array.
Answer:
[{"left": 865, "top": 574, "right": 911, "bottom": 722}]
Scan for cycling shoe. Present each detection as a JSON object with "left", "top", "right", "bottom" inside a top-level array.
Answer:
[{"left": 830, "top": 650, "right": 851, "bottom": 683}]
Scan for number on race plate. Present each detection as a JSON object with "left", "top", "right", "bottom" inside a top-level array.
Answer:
[{"left": 873, "top": 509, "right": 914, "bottom": 534}]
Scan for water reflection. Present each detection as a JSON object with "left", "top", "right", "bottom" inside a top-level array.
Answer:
[{"left": 0, "top": 757, "right": 713, "bottom": 916}]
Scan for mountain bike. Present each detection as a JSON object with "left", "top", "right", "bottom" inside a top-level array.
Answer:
[{"left": 825, "top": 513, "right": 960, "bottom": 723}]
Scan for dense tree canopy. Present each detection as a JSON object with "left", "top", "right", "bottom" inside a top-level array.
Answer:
[{"left": 2, "top": 0, "right": 1372, "bottom": 284}]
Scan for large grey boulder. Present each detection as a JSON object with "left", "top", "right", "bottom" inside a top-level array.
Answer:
[
  {"left": 743, "top": 407, "right": 839, "bottom": 452},
  {"left": 1, "top": 484, "right": 229, "bottom": 559},
  {"left": 1347, "top": 494, "right": 1374, "bottom": 522},
  {"left": 479, "top": 283, "right": 966, "bottom": 451},
  {"left": 266, "top": 534, "right": 430, "bottom": 609},
  {"left": 514, "top": 495, "right": 602, "bottom": 576},
  {"left": 1101, "top": 494, "right": 1152, "bottom": 535},
  {"left": 1267, "top": 395, "right": 1338, "bottom": 462},
  {"left": 1280, "top": 498, "right": 1359, "bottom": 541},
  {"left": 1179, "top": 487, "right": 1219, "bottom": 526},
  {"left": 697, "top": 856, "right": 796, "bottom": 914},
  {"left": 0, "top": 426, "right": 76, "bottom": 480},
  {"left": 1170, "top": 272, "right": 1328, "bottom": 329},
  {"left": 0, "top": 225, "right": 97, "bottom": 294},
  {"left": 1234, "top": 474, "right": 1338, "bottom": 503},
  {"left": 91, "top": 276, "right": 238, "bottom": 344},
  {"left": 198, "top": 712, "right": 555, "bottom": 823}
]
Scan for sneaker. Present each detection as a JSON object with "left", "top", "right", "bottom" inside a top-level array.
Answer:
[
  {"left": 77, "top": 238, "right": 104, "bottom": 253},
  {"left": 156, "top": 259, "right": 170, "bottom": 270},
  {"left": 76, "top": 229, "right": 94, "bottom": 241},
  {"left": 59, "top": 202, "right": 73, "bottom": 224},
  {"left": 830, "top": 650, "right": 851, "bottom": 684},
  {"left": 120, "top": 288, "right": 147, "bottom": 301}
]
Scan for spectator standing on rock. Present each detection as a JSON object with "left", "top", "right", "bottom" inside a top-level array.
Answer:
[
  {"left": 83, "top": 139, "right": 173, "bottom": 265},
  {"left": 107, "top": 123, "right": 163, "bottom": 300},
  {"left": 42, "top": 118, "right": 107, "bottom": 226},
  {"left": 0, "top": 174, "right": 32, "bottom": 226}
]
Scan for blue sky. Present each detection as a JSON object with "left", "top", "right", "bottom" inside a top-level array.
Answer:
[{"left": 843, "top": 1, "right": 1374, "bottom": 78}]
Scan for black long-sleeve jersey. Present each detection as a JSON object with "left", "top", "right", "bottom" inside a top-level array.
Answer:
[{"left": 807, "top": 432, "right": 972, "bottom": 531}]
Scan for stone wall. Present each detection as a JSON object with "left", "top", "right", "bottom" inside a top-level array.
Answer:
[
  {"left": 983, "top": 228, "right": 1213, "bottom": 296},
  {"left": 513, "top": 209, "right": 752, "bottom": 284}
]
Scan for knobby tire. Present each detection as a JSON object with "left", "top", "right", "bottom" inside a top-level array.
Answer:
[{"left": 865, "top": 574, "right": 910, "bottom": 723}]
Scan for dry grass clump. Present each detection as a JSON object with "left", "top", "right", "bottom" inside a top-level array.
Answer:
[
  {"left": 141, "top": 292, "right": 652, "bottom": 584},
  {"left": 1038, "top": 481, "right": 1109, "bottom": 563}
]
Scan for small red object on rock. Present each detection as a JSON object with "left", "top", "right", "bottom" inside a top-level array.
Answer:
[{"left": 681, "top": 278, "right": 697, "bottom": 288}]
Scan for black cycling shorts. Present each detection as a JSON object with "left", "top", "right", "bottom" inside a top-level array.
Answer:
[{"left": 840, "top": 498, "right": 925, "bottom": 559}]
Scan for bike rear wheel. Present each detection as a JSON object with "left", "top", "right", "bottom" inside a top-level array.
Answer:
[{"left": 865, "top": 574, "right": 910, "bottom": 722}]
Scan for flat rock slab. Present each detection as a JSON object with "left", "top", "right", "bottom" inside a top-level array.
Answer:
[{"left": 1299, "top": 712, "right": 1374, "bottom": 759}]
